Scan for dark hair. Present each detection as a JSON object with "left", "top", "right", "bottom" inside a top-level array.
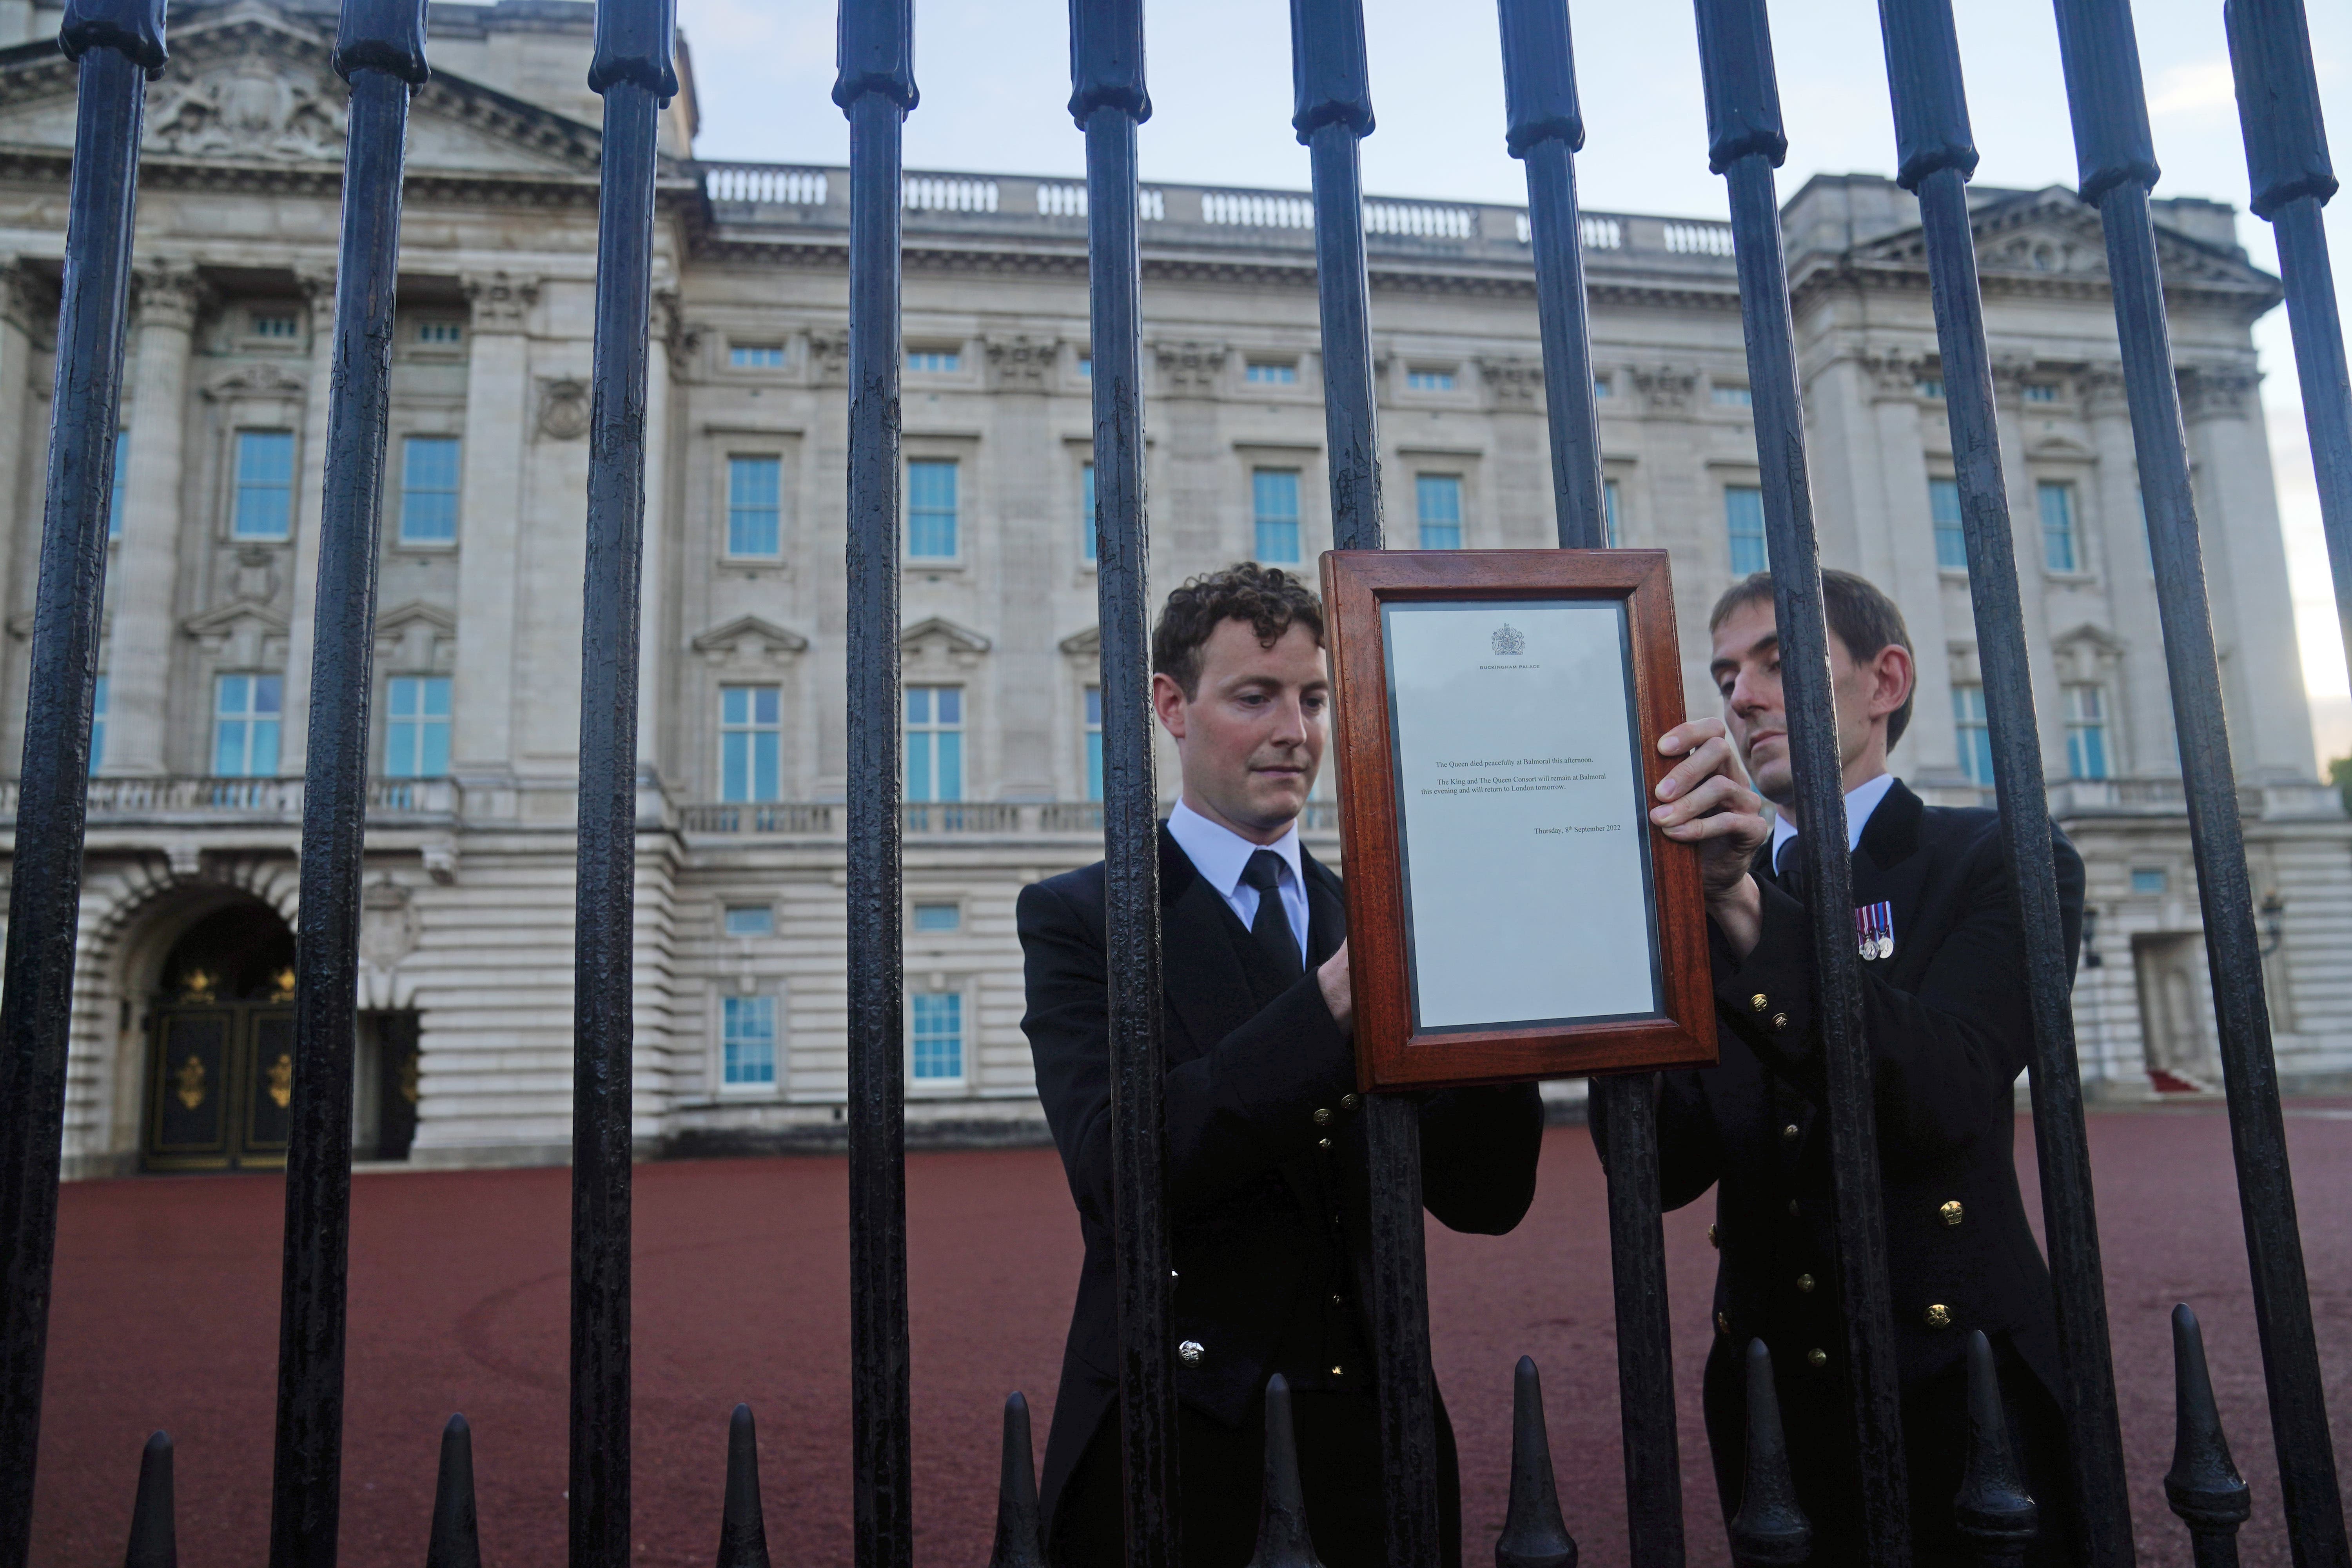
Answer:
[
  {"left": 1152, "top": 563, "right": 1326, "bottom": 699},
  {"left": 1709, "top": 568, "right": 1916, "bottom": 748}
]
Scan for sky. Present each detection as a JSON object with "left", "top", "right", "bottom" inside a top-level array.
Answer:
[{"left": 672, "top": 0, "right": 2352, "bottom": 770}]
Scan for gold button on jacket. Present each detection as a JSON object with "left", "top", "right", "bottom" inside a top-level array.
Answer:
[
  {"left": 1939, "top": 1200, "right": 1964, "bottom": 1227},
  {"left": 1795, "top": 1273, "right": 1815, "bottom": 1293},
  {"left": 1924, "top": 1304, "right": 1953, "bottom": 1330},
  {"left": 1806, "top": 1348, "right": 1828, "bottom": 1369}
]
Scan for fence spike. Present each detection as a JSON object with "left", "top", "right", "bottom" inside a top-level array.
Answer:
[
  {"left": 985, "top": 1392, "right": 1045, "bottom": 1568},
  {"left": 122, "top": 1430, "right": 175, "bottom": 1568},
  {"left": 1245, "top": 1375, "right": 1325, "bottom": 1568},
  {"left": 1728, "top": 1341, "right": 1809, "bottom": 1566},
  {"left": 713, "top": 1403, "right": 771, "bottom": 1568},
  {"left": 425, "top": 1414, "right": 481, "bottom": 1568},
  {"left": 1495, "top": 1356, "right": 1577, "bottom": 1568},
  {"left": 1952, "top": 1331, "right": 2037, "bottom": 1565},
  {"left": 2164, "top": 1305, "right": 2252, "bottom": 1568}
]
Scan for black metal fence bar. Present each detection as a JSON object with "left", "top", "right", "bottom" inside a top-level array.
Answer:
[
  {"left": 569, "top": 2, "right": 673, "bottom": 1561},
  {"left": 835, "top": 3, "right": 916, "bottom": 1562},
  {"left": 1289, "top": 4, "right": 1446, "bottom": 1561},
  {"left": 267, "top": 4, "right": 430, "bottom": 1562},
  {"left": 0, "top": 4, "right": 161, "bottom": 1561},
  {"left": 2226, "top": 0, "right": 2352, "bottom": 698},
  {"left": 2052, "top": 4, "right": 2350, "bottom": 1562},
  {"left": 1069, "top": 3, "right": 1179, "bottom": 1563},
  {"left": 1693, "top": 2, "right": 1911, "bottom": 1560},
  {"left": 1871, "top": 4, "right": 2136, "bottom": 1561},
  {"left": 1497, "top": 3, "right": 1685, "bottom": 1561}
]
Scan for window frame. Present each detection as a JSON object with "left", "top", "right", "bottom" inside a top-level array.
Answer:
[
  {"left": 906, "top": 347, "right": 963, "bottom": 374},
  {"left": 1724, "top": 483, "right": 1769, "bottom": 576},
  {"left": 1243, "top": 360, "right": 1300, "bottom": 387},
  {"left": 1414, "top": 472, "right": 1464, "bottom": 550},
  {"left": 718, "top": 683, "right": 784, "bottom": 804},
  {"left": 718, "top": 990, "right": 782, "bottom": 1093},
  {"left": 1083, "top": 684, "right": 1104, "bottom": 801},
  {"left": 1929, "top": 476, "right": 1967, "bottom": 572},
  {"left": 906, "top": 457, "right": 961, "bottom": 561},
  {"left": 1953, "top": 682, "right": 1994, "bottom": 786},
  {"left": 2063, "top": 682, "right": 2112, "bottom": 780},
  {"left": 904, "top": 684, "right": 965, "bottom": 803},
  {"left": 1252, "top": 466, "right": 1303, "bottom": 564},
  {"left": 728, "top": 342, "right": 788, "bottom": 370},
  {"left": 397, "top": 432, "right": 462, "bottom": 548},
  {"left": 725, "top": 452, "right": 785, "bottom": 560},
  {"left": 212, "top": 672, "right": 285, "bottom": 778},
  {"left": 722, "top": 903, "right": 777, "bottom": 938},
  {"left": 383, "top": 674, "right": 452, "bottom": 779},
  {"left": 906, "top": 984, "right": 970, "bottom": 1091},
  {"left": 230, "top": 428, "right": 298, "bottom": 542},
  {"left": 2038, "top": 480, "right": 2082, "bottom": 574}
]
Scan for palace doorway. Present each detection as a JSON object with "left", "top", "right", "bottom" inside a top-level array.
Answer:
[{"left": 143, "top": 902, "right": 298, "bottom": 1172}]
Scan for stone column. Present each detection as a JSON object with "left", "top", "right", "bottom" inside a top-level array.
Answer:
[
  {"left": 641, "top": 291, "right": 681, "bottom": 783},
  {"left": 983, "top": 333, "right": 1060, "bottom": 800},
  {"left": 2084, "top": 365, "right": 2175, "bottom": 778},
  {"left": 2181, "top": 365, "right": 2318, "bottom": 782},
  {"left": 279, "top": 263, "right": 339, "bottom": 776},
  {"left": 0, "top": 262, "right": 40, "bottom": 663},
  {"left": 1989, "top": 358, "right": 2068, "bottom": 785},
  {"left": 104, "top": 263, "right": 207, "bottom": 776},
  {"left": 450, "top": 272, "right": 537, "bottom": 781}
]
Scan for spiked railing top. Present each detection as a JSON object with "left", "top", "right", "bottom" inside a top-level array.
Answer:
[
  {"left": 2164, "top": 1304, "right": 2253, "bottom": 1530},
  {"left": 589, "top": 0, "right": 678, "bottom": 98},
  {"left": 2225, "top": 0, "right": 2336, "bottom": 218},
  {"left": 332, "top": 0, "right": 428, "bottom": 86},
  {"left": 1497, "top": 0, "right": 1583, "bottom": 158},
  {"left": 1067, "top": 0, "right": 1150, "bottom": 127},
  {"left": 56, "top": 0, "right": 165, "bottom": 74},
  {"left": 1288, "top": 0, "right": 1374, "bottom": 144},
  {"left": 2050, "top": 0, "right": 2159, "bottom": 201},
  {"left": 834, "top": 0, "right": 918, "bottom": 113},
  {"left": 1693, "top": 0, "right": 1786, "bottom": 173},
  {"left": 1876, "top": 0, "right": 1976, "bottom": 191}
]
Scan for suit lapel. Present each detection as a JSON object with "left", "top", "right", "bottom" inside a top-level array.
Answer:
[
  {"left": 1851, "top": 780, "right": 1928, "bottom": 969},
  {"left": 1302, "top": 848, "right": 1346, "bottom": 967}
]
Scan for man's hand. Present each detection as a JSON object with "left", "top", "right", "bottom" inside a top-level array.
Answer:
[
  {"left": 1319, "top": 940, "right": 1352, "bottom": 1035},
  {"left": 1651, "top": 717, "right": 1772, "bottom": 957}
]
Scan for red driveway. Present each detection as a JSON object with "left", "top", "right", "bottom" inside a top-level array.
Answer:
[{"left": 26, "top": 1105, "right": 2352, "bottom": 1565}]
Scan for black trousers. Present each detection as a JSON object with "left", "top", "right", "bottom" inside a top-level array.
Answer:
[
  {"left": 1703, "top": 1333, "right": 2075, "bottom": 1566},
  {"left": 1051, "top": 1388, "right": 1463, "bottom": 1568}
]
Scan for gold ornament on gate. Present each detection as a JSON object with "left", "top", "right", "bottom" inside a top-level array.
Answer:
[
  {"left": 178, "top": 968, "right": 217, "bottom": 1002},
  {"left": 269, "top": 967, "right": 297, "bottom": 1003},
  {"left": 173, "top": 1054, "right": 206, "bottom": 1110},
  {"left": 267, "top": 1052, "right": 294, "bottom": 1109}
]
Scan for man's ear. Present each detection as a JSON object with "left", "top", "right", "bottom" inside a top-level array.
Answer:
[
  {"left": 1151, "top": 671, "right": 1189, "bottom": 741},
  {"left": 1871, "top": 644, "right": 1916, "bottom": 721}
]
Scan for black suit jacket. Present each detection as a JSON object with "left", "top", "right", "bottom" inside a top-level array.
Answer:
[
  {"left": 1622, "top": 777, "right": 2084, "bottom": 1402},
  {"left": 1018, "top": 825, "right": 1544, "bottom": 1536}
]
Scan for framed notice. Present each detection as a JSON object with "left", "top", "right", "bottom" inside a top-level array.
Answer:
[{"left": 1319, "top": 549, "right": 1717, "bottom": 1091}]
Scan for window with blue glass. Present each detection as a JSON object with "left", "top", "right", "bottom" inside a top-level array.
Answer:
[
  {"left": 1245, "top": 361, "right": 1297, "bottom": 385},
  {"left": 907, "top": 349, "right": 960, "bottom": 373},
  {"left": 1406, "top": 369, "right": 1455, "bottom": 391},
  {"left": 730, "top": 343, "right": 785, "bottom": 368},
  {"left": 1712, "top": 383, "right": 1753, "bottom": 407},
  {"left": 1725, "top": 485, "right": 1768, "bottom": 575},
  {"left": 91, "top": 674, "right": 107, "bottom": 771},
  {"left": 722, "top": 995, "right": 777, "bottom": 1087},
  {"left": 724, "top": 904, "right": 774, "bottom": 937},
  {"left": 913, "top": 903, "right": 961, "bottom": 933},
  {"left": 1954, "top": 684, "right": 1993, "bottom": 786},
  {"left": 2065, "top": 684, "right": 2110, "bottom": 780},
  {"left": 2039, "top": 481, "right": 2078, "bottom": 572},
  {"left": 1253, "top": 468, "right": 1301, "bottom": 563},
  {"left": 909, "top": 991, "right": 964, "bottom": 1082},
  {"left": 214, "top": 673, "right": 282, "bottom": 777},
  {"left": 399, "top": 435, "right": 460, "bottom": 544},
  {"left": 1930, "top": 477, "right": 1967, "bottom": 571},
  {"left": 1085, "top": 685, "right": 1103, "bottom": 801},
  {"left": 1416, "top": 475, "right": 1463, "bottom": 550},
  {"left": 2131, "top": 867, "right": 2168, "bottom": 895},
  {"left": 108, "top": 431, "right": 127, "bottom": 542},
  {"left": 906, "top": 686, "right": 963, "bottom": 801},
  {"left": 385, "top": 676, "right": 451, "bottom": 777},
  {"left": 1604, "top": 479, "right": 1622, "bottom": 547},
  {"left": 1081, "top": 461, "right": 1096, "bottom": 564},
  {"left": 720, "top": 684, "right": 782, "bottom": 802},
  {"left": 233, "top": 430, "right": 295, "bottom": 540},
  {"left": 728, "top": 455, "right": 782, "bottom": 557},
  {"left": 908, "top": 458, "right": 959, "bottom": 558}
]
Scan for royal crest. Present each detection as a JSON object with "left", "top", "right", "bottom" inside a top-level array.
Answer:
[{"left": 1490, "top": 623, "right": 1526, "bottom": 657}]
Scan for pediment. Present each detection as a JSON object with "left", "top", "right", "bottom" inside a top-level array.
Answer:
[
  {"left": 691, "top": 615, "right": 808, "bottom": 665},
  {"left": 182, "top": 597, "right": 289, "bottom": 637},
  {"left": 0, "top": 0, "right": 605, "bottom": 180},
  {"left": 900, "top": 616, "right": 992, "bottom": 656},
  {"left": 1846, "top": 186, "right": 2280, "bottom": 302},
  {"left": 376, "top": 599, "right": 457, "bottom": 636},
  {"left": 1058, "top": 625, "right": 1101, "bottom": 657}
]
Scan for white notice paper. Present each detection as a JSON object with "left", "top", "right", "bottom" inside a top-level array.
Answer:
[{"left": 1383, "top": 601, "right": 1661, "bottom": 1031}]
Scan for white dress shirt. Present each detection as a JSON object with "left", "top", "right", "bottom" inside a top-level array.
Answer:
[
  {"left": 1167, "top": 799, "right": 1311, "bottom": 964},
  {"left": 1771, "top": 771, "right": 1898, "bottom": 877}
]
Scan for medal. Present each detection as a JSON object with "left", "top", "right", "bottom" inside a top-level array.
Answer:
[{"left": 1855, "top": 901, "right": 1894, "bottom": 961}]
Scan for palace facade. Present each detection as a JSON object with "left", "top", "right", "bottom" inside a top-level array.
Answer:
[{"left": 2, "top": 0, "right": 2345, "bottom": 1176}]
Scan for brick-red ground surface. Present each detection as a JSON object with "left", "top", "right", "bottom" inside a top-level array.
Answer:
[{"left": 24, "top": 1103, "right": 2352, "bottom": 1566}]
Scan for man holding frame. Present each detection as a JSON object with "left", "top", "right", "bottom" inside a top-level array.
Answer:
[{"left": 1628, "top": 568, "right": 2081, "bottom": 1565}]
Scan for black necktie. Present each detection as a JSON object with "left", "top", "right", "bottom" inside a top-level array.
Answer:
[
  {"left": 1778, "top": 836, "right": 1808, "bottom": 901},
  {"left": 1242, "top": 849, "right": 1304, "bottom": 984}
]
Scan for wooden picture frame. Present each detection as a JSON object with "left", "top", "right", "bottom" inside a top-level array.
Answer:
[{"left": 1320, "top": 548, "right": 1717, "bottom": 1091}]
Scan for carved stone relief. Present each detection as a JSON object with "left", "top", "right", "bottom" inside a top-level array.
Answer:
[
  {"left": 1479, "top": 357, "right": 1543, "bottom": 407},
  {"left": 463, "top": 271, "right": 539, "bottom": 333},
  {"left": 2180, "top": 366, "right": 2259, "bottom": 422},
  {"left": 806, "top": 328, "right": 849, "bottom": 387},
  {"left": 1151, "top": 339, "right": 1227, "bottom": 395},
  {"left": 537, "top": 377, "right": 590, "bottom": 441},
  {"left": 360, "top": 880, "right": 420, "bottom": 970},
  {"left": 145, "top": 58, "right": 348, "bottom": 163},
  {"left": 132, "top": 263, "right": 211, "bottom": 333},
  {"left": 985, "top": 335, "right": 1060, "bottom": 392},
  {"left": 1631, "top": 365, "right": 1696, "bottom": 415}
]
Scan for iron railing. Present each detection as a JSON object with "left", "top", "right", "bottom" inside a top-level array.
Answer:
[{"left": 0, "top": 0, "right": 2344, "bottom": 1564}]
